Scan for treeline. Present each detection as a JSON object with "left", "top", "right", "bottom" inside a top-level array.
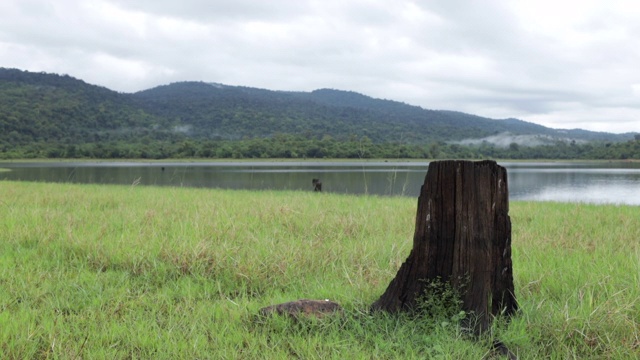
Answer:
[{"left": 2, "top": 135, "right": 639, "bottom": 160}]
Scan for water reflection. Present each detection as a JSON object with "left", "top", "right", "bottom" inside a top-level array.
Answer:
[{"left": 1, "top": 161, "right": 639, "bottom": 205}]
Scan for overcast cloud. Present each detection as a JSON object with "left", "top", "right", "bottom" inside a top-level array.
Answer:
[{"left": 1, "top": 0, "right": 639, "bottom": 133}]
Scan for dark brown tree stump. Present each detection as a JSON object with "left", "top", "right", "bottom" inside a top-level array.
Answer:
[{"left": 371, "top": 160, "right": 517, "bottom": 333}]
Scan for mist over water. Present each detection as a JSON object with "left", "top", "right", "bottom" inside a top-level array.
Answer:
[
  {"left": 2, "top": 161, "right": 639, "bottom": 205},
  {"left": 453, "top": 132, "right": 583, "bottom": 148}
]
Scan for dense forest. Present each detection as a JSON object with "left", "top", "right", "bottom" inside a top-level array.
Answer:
[
  {"left": 1, "top": 68, "right": 639, "bottom": 160},
  {"left": 4, "top": 134, "right": 640, "bottom": 161}
]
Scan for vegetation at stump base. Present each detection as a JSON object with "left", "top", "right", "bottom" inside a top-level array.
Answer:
[
  {"left": 413, "top": 277, "right": 467, "bottom": 322},
  {"left": 372, "top": 160, "right": 517, "bottom": 335}
]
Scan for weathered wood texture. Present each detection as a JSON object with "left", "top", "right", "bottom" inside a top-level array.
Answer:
[{"left": 371, "top": 160, "right": 517, "bottom": 332}]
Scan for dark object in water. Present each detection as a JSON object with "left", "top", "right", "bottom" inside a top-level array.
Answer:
[{"left": 312, "top": 178, "right": 322, "bottom": 192}]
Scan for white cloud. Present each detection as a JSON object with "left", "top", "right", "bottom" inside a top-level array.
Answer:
[{"left": 0, "top": 0, "right": 639, "bottom": 133}]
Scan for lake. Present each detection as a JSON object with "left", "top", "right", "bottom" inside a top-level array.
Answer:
[{"left": 2, "top": 161, "right": 640, "bottom": 205}]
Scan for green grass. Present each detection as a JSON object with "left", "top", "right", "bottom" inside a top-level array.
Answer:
[{"left": 1, "top": 181, "right": 638, "bottom": 359}]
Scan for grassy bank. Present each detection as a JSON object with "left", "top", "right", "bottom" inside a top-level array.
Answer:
[{"left": 1, "top": 181, "right": 638, "bottom": 358}]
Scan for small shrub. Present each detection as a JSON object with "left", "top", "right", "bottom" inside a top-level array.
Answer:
[{"left": 415, "top": 277, "right": 467, "bottom": 325}]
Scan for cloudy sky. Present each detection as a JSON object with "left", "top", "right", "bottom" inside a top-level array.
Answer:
[{"left": 1, "top": 0, "right": 639, "bottom": 133}]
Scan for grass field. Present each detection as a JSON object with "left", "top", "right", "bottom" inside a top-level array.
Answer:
[{"left": 1, "top": 181, "right": 638, "bottom": 359}]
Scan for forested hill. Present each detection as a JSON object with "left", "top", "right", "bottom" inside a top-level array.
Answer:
[
  {"left": 0, "top": 68, "right": 175, "bottom": 145},
  {"left": 133, "top": 82, "right": 630, "bottom": 143},
  {"left": 0, "top": 68, "right": 635, "bottom": 150},
  {"left": 133, "top": 83, "right": 497, "bottom": 142}
]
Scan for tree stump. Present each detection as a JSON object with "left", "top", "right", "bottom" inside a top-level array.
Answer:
[{"left": 371, "top": 160, "right": 517, "bottom": 333}]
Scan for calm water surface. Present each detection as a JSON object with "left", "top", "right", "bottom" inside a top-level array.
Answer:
[{"left": 2, "top": 161, "right": 640, "bottom": 205}]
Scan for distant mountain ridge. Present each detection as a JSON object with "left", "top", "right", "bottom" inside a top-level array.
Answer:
[{"left": 0, "top": 67, "right": 635, "bottom": 148}]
